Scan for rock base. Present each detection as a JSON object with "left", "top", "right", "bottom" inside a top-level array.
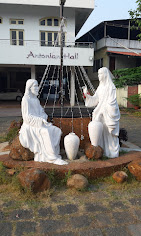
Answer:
[
  {"left": 9, "top": 136, "right": 34, "bottom": 161},
  {"left": 0, "top": 152, "right": 141, "bottom": 180}
]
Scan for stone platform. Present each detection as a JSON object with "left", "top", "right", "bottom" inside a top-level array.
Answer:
[{"left": 0, "top": 151, "right": 141, "bottom": 179}]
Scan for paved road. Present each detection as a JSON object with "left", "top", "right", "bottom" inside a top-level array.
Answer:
[
  {"left": 1, "top": 183, "right": 141, "bottom": 236},
  {"left": 119, "top": 114, "right": 141, "bottom": 148}
]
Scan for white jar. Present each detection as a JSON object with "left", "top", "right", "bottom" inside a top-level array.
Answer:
[
  {"left": 64, "top": 132, "right": 80, "bottom": 160},
  {"left": 88, "top": 121, "right": 103, "bottom": 146}
]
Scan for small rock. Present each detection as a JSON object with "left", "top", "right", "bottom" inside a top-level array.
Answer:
[
  {"left": 79, "top": 155, "right": 88, "bottom": 162},
  {"left": 112, "top": 171, "right": 128, "bottom": 183},
  {"left": 9, "top": 136, "right": 34, "bottom": 161},
  {"left": 128, "top": 160, "right": 141, "bottom": 181},
  {"left": 67, "top": 174, "right": 88, "bottom": 190},
  {"left": 18, "top": 168, "right": 50, "bottom": 193},
  {"left": 85, "top": 143, "right": 103, "bottom": 159},
  {"left": 6, "top": 169, "right": 16, "bottom": 176}
]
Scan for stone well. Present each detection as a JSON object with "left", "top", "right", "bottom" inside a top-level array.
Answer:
[{"left": 52, "top": 117, "right": 91, "bottom": 149}]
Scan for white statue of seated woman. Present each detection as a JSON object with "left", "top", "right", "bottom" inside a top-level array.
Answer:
[
  {"left": 83, "top": 67, "right": 120, "bottom": 158},
  {"left": 19, "top": 79, "right": 68, "bottom": 165}
]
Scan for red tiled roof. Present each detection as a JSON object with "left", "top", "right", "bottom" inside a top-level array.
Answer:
[{"left": 107, "top": 50, "right": 141, "bottom": 57}]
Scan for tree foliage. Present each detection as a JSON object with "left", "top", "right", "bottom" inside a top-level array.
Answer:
[
  {"left": 129, "top": 0, "right": 141, "bottom": 40},
  {"left": 113, "top": 66, "right": 141, "bottom": 88}
]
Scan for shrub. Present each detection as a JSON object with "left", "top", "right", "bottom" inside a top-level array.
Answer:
[
  {"left": 126, "top": 94, "right": 141, "bottom": 107},
  {"left": 6, "top": 120, "right": 22, "bottom": 143},
  {"left": 113, "top": 67, "right": 141, "bottom": 88}
]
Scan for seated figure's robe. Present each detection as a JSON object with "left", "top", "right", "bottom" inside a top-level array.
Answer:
[{"left": 19, "top": 95, "right": 62, "bottom": 163}]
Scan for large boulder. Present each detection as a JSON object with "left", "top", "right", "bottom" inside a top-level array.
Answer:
[
  {"left": 67, "top": 174, "right": 88, "bottom": 190},
  {"left": 84, "top": 143, "right": 103, "bottom": 160},
  {"left": 9, "top": 136, "right": 34, "bottom": 161},
  {"left": 128, "top": 160, "right": 141, "bottom": 181},
  {"left": 18, "top": 168, "right": 51, "bottom": 193}
]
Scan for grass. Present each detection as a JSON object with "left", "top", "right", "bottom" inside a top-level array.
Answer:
[
  {"left": 46, "top": 169, "right": 72, "bottom": 187},
  {"left": 120, "top": 107, "right": 141, "bottom": 117},
  {"left": 0, "top": 135, "right": 7, "bottom": 143},
  {"left": 0, "top": 161, "right": 141, "bottom": 214},
  {"left": 0, "top": 162, "right": 74, "bottom": 209}
]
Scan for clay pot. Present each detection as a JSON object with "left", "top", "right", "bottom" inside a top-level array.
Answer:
[
  {"left": 134, "top": 106, "right": 140, "bottom": 110},
  {"left": 64, "top": 132, "right": 80, "bottom": 160},
  {"left": 88, "top": 121, "right": 103, "bottom": 146}
]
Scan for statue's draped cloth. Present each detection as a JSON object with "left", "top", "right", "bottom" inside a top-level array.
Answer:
[
  {"left": 19, "top": 80, "right": 62, "bottom": 163},
  {"left": 85, "top": 67, "right": 120, "bottom": 158}
]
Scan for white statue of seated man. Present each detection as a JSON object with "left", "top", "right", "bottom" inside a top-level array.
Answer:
[
  {"left": 19, "top": 79, "right": 68, "bottom": 165},
  {"left": 83, "top": 67, "right": 120, "bottom": 158}
]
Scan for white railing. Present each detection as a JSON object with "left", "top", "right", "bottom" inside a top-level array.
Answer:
[
  {"left": 95, "top": 37, "right": 141, "bottom": 51},
  {"left": 0, "top": 39, "right": 94, "bottom": 48}
]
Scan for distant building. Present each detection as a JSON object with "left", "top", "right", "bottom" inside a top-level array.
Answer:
[
  {"left": 0, "top": 0, "right": 94, "bottom": 100},
  {"left": 77, "top": 19, "right": 141, "bottom": 88}
]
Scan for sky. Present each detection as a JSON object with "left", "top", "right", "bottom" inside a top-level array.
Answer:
[{"left": 76, "top": 0, "right": 137, "bottom": 39}]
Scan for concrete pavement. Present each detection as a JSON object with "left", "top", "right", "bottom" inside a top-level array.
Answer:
[{"left": 1, "top": 182, "right": 141, "bottom": 236}]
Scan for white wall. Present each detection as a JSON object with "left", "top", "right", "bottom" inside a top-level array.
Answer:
[
  {"left": 138, "top": 85, "right": 141, "bottom": 94},
  {"left": 116, "top": 85, "right": 141, "bottom": 108},
  {"left": 0, "top": 0, "right": 94, "bottom": 9},
  {"left": 0, "top": 42, "right": 94, "bottom": 66},
  {"left": 0, "top": 4, "right": 75, "bottom": 43},
  {"left": 0, "top": 4, "right": 94, "bottom": 66},
  {"left": 116, "top": 87, "right": 128, "bottom": 107}
]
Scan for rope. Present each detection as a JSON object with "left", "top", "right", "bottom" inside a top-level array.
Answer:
[
  {"left": 65, "top": 66, "right": 74, "bottom": 132},
  {"left": 70, "top": 66, "right": 84, "bottom": 140},
  {"left": 74, "top": 67, "right": 91, "bottom": 120},
  {"left": 51, "top": 66, "right": 60, "bottom": 122},
  {"left": 80, "top": 66, "right": 95, "bottom": 94}
]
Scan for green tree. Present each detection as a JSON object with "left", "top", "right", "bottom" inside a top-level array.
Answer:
[{"left": 129, "top": 0, "right": 141, "bottom": 40}]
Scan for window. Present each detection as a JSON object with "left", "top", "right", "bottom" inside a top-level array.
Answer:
[
  {"left": 47, "top": 19, "right": 52, "bottom": 26},
  {"left": 40, "top": 31, "right": 66, "bottom": 46},
  {"left": 54, "top": 19, "right": 59, "bottom": 26},
  {"left": 10, "top": 19, "right": 24, "bottom": 25},
  {"left": 40, "top": 31, "right": 61, "bottom": 46},
  {"left": 93, "top": 58, "right": 103, "bottom": 72},
  {"left": 40, "top": 17, "right": 60, "bottom": 26},
  {"left": 0, "top": 18, "right": 2, "bottom": 24},
  {"left": 10, "top": 30, "right": 24, "bottom": 46}
]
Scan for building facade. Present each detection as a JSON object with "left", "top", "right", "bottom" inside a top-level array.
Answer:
[
  {"left": 0, "top": 0, "right": 94, "bottom": 99},
  {"left": 77, "top": 19, "right": 141, "bottom": 88}
]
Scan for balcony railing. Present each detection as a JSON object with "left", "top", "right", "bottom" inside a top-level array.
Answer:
[
  {"left": 0, "top": 39, "right": 94, "bottom": 48},
  {"left": 95, "top": 37, "right": 141, "bottom": 51}
]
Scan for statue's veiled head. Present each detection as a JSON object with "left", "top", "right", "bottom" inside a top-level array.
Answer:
[
  {"left": 25, "top": 79, "right": 39, "bottom": 97},
  {"left": 98, "top": 67, "right": 114, "bottom": 87}
]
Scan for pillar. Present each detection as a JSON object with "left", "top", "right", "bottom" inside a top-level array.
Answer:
[
  {"left": 70, "top": 67, "right": 75, "bottom": 107},
  {"left": 31, "top": 65, "right": 35, "bottom": 80},
  {"left": 7, "top": 72, "right": 10, "bottom": 89}
]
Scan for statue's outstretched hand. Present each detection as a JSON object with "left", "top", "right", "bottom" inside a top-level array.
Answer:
[{"left": 82, "top": 86, "right": 90, "bottom": 99}]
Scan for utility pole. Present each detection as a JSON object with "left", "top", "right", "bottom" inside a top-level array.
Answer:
[{"left": 59, "top": 0, "right": 66, "bottom": 103}]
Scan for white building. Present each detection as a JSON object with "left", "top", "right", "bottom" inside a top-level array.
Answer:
[
  {"left": 0, "top": 0, "right": 94, "bottom": 99},
  {"left": 77, "top": 19, "right": 141, "bottom": 87}
]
